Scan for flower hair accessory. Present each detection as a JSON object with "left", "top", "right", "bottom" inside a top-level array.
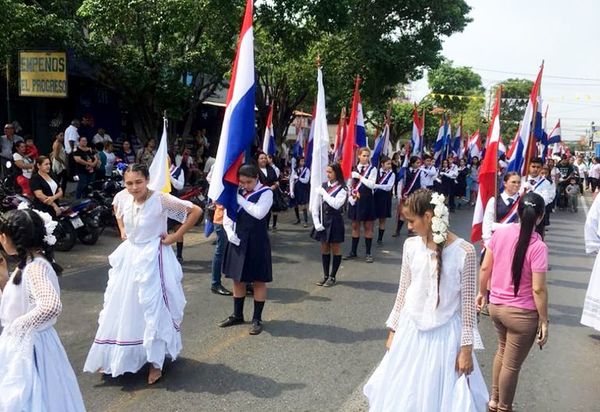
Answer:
[
  {"left": 17, "top": 202, "right": 58, "bottom": 246},
  {"left": 430, "top": 193, "right": 449, "bottom": 244},
  {"left": 524, "top": 201, "right": 536, "bottom": 207}
]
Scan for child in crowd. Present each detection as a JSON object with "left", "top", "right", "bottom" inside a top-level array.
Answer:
[
  {"left": 25, "top": 136, "right": 39, "bottom": 160},
  {"left": 565, "top": 177, "right": 581, "bottom": 213}
]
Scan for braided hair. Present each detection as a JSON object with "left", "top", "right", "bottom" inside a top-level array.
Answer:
[
  {"left": 0, "top": 209, "right": 62, "bottom": 285},
  {"left": 403, "top": 189, "right": 446, "bottom": 305}
]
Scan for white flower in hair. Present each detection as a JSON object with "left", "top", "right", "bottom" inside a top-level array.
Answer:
[
  {"left": 15, "top": 203, "right": 58, "bottom": 246},
  {"left": 430, "top": 192, "right": 449, "bottom": 244}
]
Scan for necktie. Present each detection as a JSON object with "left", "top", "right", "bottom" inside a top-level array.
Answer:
[
  {"left": 507, "top": 198, "right": 514, "bottom": 206},
  {"left": 529, "top": 179, "right": 536, "bottom": 185}
]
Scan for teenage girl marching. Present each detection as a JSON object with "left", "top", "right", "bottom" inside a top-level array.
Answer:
[
  {"left": 292, "top": 157, "right": 311, "bottom": 227},
  {"left": 373, "top": 156, "right": 395, "bottom": 245},
  {"left": 346, "top": 147, "right": 377, "bottom": 263},
  {"left": 311, "top": 163, "right": 348, "bottom": 287},
  {"left": 392, "top": 156, "right": 422, "bottom": 237},
  {"left": 219, "top": 164, "right": 273, "bottom": 335}
]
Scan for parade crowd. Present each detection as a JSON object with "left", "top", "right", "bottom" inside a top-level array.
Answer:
[{"left": 0, "top": 117, "right": 599, "bottom": 412}]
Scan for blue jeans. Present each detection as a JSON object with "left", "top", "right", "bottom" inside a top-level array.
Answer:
[
  {"left": 211, "top": 223, "right": 226, "bottom": 286},
  {"left": 76, "top": 173, "right": 94, "bottom": 199}
]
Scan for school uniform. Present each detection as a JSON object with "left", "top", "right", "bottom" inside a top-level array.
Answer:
[
  {"left": 419, "top": 165, "right": 437, "bottom": 189},
  {"left": 293, "top": 167, "right": 311, "bottom": 205},
  {"left": 402, "top": 167, "right": 422, "bottom": 197},
  {"left": 222, "top": 183, "right": 274, "bottom": 283},
  {"left": 348, "top": 164, "right": 377, "bottom": 221},
  {"left": 374, "top": 169, "right": 395, "bottom": 218},
  {"left": 482, "top": 192, "right": 520, "bottom": 248},
  {"left": 311, "top": 182, "right": 347, "bottom": 243}
]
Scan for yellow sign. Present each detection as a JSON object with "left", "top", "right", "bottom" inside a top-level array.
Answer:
[{"left": 18, "top": 51, "right": 67, "bottom": 98}]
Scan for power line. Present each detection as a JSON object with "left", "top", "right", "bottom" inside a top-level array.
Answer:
[{"left": 472, "top": 67, "right": 600, "bottom": 83}]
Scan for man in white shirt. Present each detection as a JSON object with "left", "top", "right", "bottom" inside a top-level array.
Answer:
[
  {"left": 522, "top": 157, "right": 555, "bottom": 206},
  {"left": 1, "top": 123, "right": 23, "bottom": 174},
  {"left": 92, "top": 128, "right": 112, "bottom": 146},
  {"left": 64, "top": 119, "right": 80, "bottom": 154}
]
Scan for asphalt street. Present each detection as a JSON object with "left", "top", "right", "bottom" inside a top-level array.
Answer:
[{"left": 52, "top": 196, "right": 600, "bottom": 412}]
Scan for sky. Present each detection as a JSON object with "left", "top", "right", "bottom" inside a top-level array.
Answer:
[{"left": 409, "top": 0, "right": 600, "bottom": 142}]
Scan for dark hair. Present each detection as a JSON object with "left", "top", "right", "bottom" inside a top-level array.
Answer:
[
  {"left": 125, "top": 163, "right": 149, "bottom": 179},
  {"left": 0, "top": 209, "right": 62, "bottom": 285},
  {"left": 409, "top": 156, "right": 420, "bottom": 167},
  {"left": 403, "top": 189, "right": 446, "bottom": 305},
  {"left": 78, "top": 135, "right": 87, "bottom": 142},
  {"left": 34, "top": 155, "right": 50, "bottom": 173},
  {"left": 530, "top": 157, "right": 543, "bottom": 166},
  {"left": 423, "top": 154, "right": 432, "bottom": 161},
  {"left": 379, "top": 155, "right": 391, "bottom": 168},
  {"left": 328, "top": 162, "right": 346, "bottom": 187},
  {"left": 471, "top": 156, "right": 480, "bottom": 166},
  {"left": 503, "top": 171, "right": 520, "bottom": 182},
  {"left": 238, "top": 163, "right": 259, "bottom": 179},
  {"left": 511, "top": 192, "right": 545, "bottom": 296},
  {"left": 13, "top": 141, "right": 25, "bottom": 150}
]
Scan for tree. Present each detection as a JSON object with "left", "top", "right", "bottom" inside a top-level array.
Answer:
[
  {"left": 77, "top": 0, "right": 242, "bottom": 140},
  {"left": 428, "top": 60, "right": 484, "bottom": 114},
  {"left": 254, "top": 0, "right": 472, "bottom": 143},
  {"left": 495, "top": 78, "right": 533, "bottom": 143}
]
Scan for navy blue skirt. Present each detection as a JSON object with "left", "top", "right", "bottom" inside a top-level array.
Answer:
[
  {"left": 294, "top": 182, "right": 310, "bottom": 205},
  {"left": 348, "top": 193, "right": 376, "bottom": 221},
  {"left": 374, "top": 190, "right": 392, "bottom": 218},
  {"left": 310, "top": 211, "right": 345, "bottom": 243}
]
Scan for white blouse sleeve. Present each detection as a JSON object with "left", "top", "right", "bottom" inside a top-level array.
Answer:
[
  {"left": 322, "top": 188, "right": 347, "bottom": 210},
  {"left": 160, "top": 192, "right": 194, "bottom": 223},
  {"left": 5, "top": 261, "right": 62, "bottom": 340},
  {"left": 374, "top": 173, "right": 395, "bottom": 191},
  {"left": 386, "top": 239, "right": 413, "bottom": 331},
  {"left": 112, "top": 189, "right": 129, "bottom": 219},
  {"left": 585, "top": 194, "right": 600, "bottom": 254},
  {"left": 359, "top": 167, "right": 377, "bottom": 189},
  {"left": 482, "top": 197, "right": 496, "bottom": 246},
  {"left": 298, "top": 169, "right": 310, "bottom": 184},
  {"left": 238, "top": 190, "right": 273, "bottom": 220},
  {"left": 460, "top": 242, "right": 483, "bottom": 349}
]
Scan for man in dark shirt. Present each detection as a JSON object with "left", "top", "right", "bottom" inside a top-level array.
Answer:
[
  {"left": 555, "top": 155, "right": 576, "bottom": 209},
  {"left": 73, "top": 136, "right": 99, "bottom": 198}
]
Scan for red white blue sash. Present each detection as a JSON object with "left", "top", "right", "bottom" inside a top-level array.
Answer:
[
  {"left": 352, "top": 165, "right": 373, "bottom": 195},
  {"left": 498, "top": 195, "right": 520, "bottom": 224},
  {"left": 402, "top": 169, "right": 421, "bottom": 198},
  {"left": 378, "top": 170, "right": 394, "bottom": 185}
]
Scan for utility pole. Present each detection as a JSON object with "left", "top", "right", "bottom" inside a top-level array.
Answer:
[{"left": 5, "top": 57, "right": 11, "bottom": 121}]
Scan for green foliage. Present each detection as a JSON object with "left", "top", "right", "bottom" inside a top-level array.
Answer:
[
  {"left": 428, "top": 60, "right": 484, "bottom": 114},
  {"left": 495, "top": 78, "right": 533, "bottom": 142},
  {"left": 77, "top": 0, "right": 242, "bottom": 139}
]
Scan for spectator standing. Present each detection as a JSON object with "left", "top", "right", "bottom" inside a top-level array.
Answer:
[
  {"left": 117, "top": 140, "right": 136, "bottom": 164},
  {"left": 73, "top": 136, "right": 99, "bottom": 198},
  {"left": 24, "top": 135, "right": 39, "bottom": 160},
  {"left": 0, "top": 123, "right": 23, "bottom": 175},
  {"left": 92, "top": 128, "right": 112, "bottom": 146},
  {"left": 103, "top": 142, "right": 117, "bottom": 177},
  {"left": 565, "top": 177, "right": 580, "bottom": 212},
  {"left": 51, "top": 131, "right": 69, "bottom": 194},
  {"left": 64, "top": 119, "right": 80, "bottom": 155},
  {"left": 136, "top": 138, "right": 157, "bottom": 167}
]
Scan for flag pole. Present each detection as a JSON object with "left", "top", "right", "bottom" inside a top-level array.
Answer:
[{"left": 493, "top": 85, "right": 502, "bottom": 224}]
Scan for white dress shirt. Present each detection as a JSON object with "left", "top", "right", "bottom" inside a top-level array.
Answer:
[
  {"left": 64, "top": 125, "right": 79, "bottom": 154},
  {"left": 419, "top": 165, "right": 438, "bottom": 188},
  {"left": 223, "top": 183, "right": 274, "bottom": 240},
  {"left": 374, "top": 169, "right": 395, "bottom": 191},
  {"left": 482, "top": 192, "right": 520, "bottom": 247},
  {"left": 522, "top": 175, "right": 555, "bottom": 206},
  {"left": 311, "top": 182, "right": 348, "bottom": 226}
]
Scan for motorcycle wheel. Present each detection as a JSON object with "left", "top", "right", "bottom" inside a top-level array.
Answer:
[
  {"left": 55, "top": 221, "right": 77, "bottom": 252},
  {"left": 78, "top": 227, "right": 102, "bottom": 245}
]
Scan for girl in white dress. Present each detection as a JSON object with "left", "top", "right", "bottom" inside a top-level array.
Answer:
[
  {"left": 84, "top": 164, "right": 202, "bottom": 384},
  {"left": 363, "top": 189, "right": 488, "bottom": 412},
  {"left": 0, "top": 208, "right": 86, "bottom": 411},
  {"left": 582, "top": 191, "right": 600, "bottom": 331}
]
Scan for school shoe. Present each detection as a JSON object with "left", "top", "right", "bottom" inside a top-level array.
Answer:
[
  {"left": 211, "top": 284, "right": 232, "bottom": 296},
  {"left": 391, "top": 232, "right": 400, "bottom": 238},
  {"left": 249, "top": 319, "right": 263, "bottom": 335},
  {"left": 323, "top": 277, "right": 336, "bottom": 287},
  {"left": 343, "top": 253, "right": 357, "bottom": 260},
  {"left": 303, "top": 223, "right": 308, "bottom": 228},
  {"left": 365, "top": 255, "right": 374, "bottom": 263},
  {"left": 376, "top": 240, "right": 383, "bottom": 246},
  {"left": 316, "top": 277, "right": 329, "bottom": 286},
  {"left": 293, "top": 220, "right": 301, "bottom": 225},
  {"left": 218, "top": 315, "right": 245, "bottom": 327}
]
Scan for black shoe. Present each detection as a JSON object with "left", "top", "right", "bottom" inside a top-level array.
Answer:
[
  {"left": 272, "top": 226, "right": 278, "bottom": 231},
  {"left": 343, "top": 253, "right": 357, "bottom": 260},
  {"left": 391, "top": 232, "right": 400, "bottom": 238},
  {"left": 293, "top": 220, "right": 301, "bottom": 225},
  {"left": 316, "top": 277, "right": 328, "bottom": 286},
  {"left": 211, "top": 284, "right": 232, "bottom": 296},
  {"left": 218, "top": 315, "right": 245, "bottom": 328},
  {"left": 246, "top": 285, "right": 254, "bottom": 296},
  {"left": 323, "top": 277, "right": 336, "bottom": 287},
  {"left": 176, "top": 256, "right": 184, "bottom": 263},
  {"left": 249, "top": 319, "right": 263, "bottom": 335},
  {"left": 365, "top": 255, "right": 374, "bottom": 263}
]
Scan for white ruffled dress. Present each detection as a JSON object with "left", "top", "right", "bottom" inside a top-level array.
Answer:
[
  {"left": 363, "top": 236, "right": 489, "bottom": 412},
  {"left": 0, "top": 257, "right": 86, "bottom": 411},
  {"left": 84, "top": 190, "right": 192, "bottom": 376}
]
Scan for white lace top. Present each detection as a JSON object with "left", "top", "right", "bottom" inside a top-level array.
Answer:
[
  {"left": 386, "top": 236, "right": 483, "bottom": 349},
  {"left": 112, "top": 190, "right": 193, "bottom": 244},
  {"left": 0, "top": 258, "right": 62, "bottom": 340}
]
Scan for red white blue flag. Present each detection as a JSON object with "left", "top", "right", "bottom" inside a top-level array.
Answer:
[
  {"left": 261, "top": 103, "right": 276, "bottom": 156},
  {"left": 410, "top": 105, "right": 424, "bottom": 156},
  {"left": 207, "top": 0, "right": 255, "bottom": 220}
]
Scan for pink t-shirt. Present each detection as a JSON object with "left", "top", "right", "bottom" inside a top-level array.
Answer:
[{"left": 488, "top": 223, "right": 548, "bottom": 310}]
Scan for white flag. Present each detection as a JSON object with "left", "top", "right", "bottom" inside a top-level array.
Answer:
[{"left": 309, "top": 67, "right": 330, "bottom": 216}]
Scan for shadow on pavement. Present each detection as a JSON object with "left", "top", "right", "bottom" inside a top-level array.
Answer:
[
  {"left": 268, "top": 287, "right": 331, "bottom": 304},
  {"left": 546, "top": 264, "right": 590, "bottom": 274},
  {"left": 338, "top": 280, "right": 398, "bottom": 294},
  {"left": 549, "top": 303, "right": 584, "bottom": 327},
  {"left": 265, "top": 319, "right": 386, "bottom": 343},
  {"left": 95, "top": 359, "right": 305, "bottom": 398},
  {"left": 547, "top": 279, "right": 590, "bottom": 290}
]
